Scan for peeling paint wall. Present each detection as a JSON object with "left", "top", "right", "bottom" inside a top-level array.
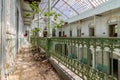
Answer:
[
  {"left": 0, "top": 0, "right": 24, "bottom": 78},
  {"left": 0, "top": 0, "right": 2, "bottom": 67}
]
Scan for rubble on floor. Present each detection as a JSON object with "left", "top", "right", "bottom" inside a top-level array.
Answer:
[
  {"left": 31, "top": 46, "right": 46, "bottom": 61},
  {"left": 8, "top": 45, "right": 61, "bottom": 80}
]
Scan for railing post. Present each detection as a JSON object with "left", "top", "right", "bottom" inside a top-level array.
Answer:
[
  {"left": 93, "top": 45, "right": 96, "bottom": 69},
  {"left": 101, "top": 42, "right": 104, "bottom": 72},
  {"left": 86, "top": 39, "right": 91, "bottom": 79},
  {"left": 77, "top": 41, "right": 80, "bottom": 59},
  {"left": 47, "top": 38, "right": 51, "bottom": 58},
  {"left": 110, "top": 42, "right": 114, "bottom": 78},
  {"left": 92, "top": 51, "right": 95, "bottom": 69},
  {"left": 87, "top": 41, "right": 90, "bottom": 66},
  {"left": 81, "top": 43, "right": 84, "bottom": 61}
]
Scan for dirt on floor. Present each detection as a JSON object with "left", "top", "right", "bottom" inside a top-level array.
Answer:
[{"left": 8, "top": 45, "right": 61, "bottom": 80}]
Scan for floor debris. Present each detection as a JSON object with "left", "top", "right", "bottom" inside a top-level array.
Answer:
[{"left": 8, "top": 45, "right": 61, "bottom": 80}]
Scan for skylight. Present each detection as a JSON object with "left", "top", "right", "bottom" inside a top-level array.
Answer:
[{"left": 39, "top": 0, "right": 109, "bottom": 20}]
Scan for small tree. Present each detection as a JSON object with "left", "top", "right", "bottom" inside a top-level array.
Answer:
[
  {"left": 44, "top": 11, "right": 63, "bottom": 37},
  {"left": 30, "top": 1, "right": 41, "bottom": 27},
  {"left": 31, "top": 27, "right": 41, "bottom": 46},
  {"left": 44, "top": 11, "right": 61, "bottom": 21},
  {"left": 54, "top": 20, "right": 64, "bottom": 28}
]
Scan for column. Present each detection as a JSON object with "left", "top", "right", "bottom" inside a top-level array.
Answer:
[
  {"left": 92, "top": 51, "right": 95, "bottom": 69},
  {"left": 48, "top": 0, "right": 52, "bottom": 37}
]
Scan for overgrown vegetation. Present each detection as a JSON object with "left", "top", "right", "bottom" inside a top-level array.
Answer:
[
  {"left": 31, "top": 27, "right": 41, "bottom": 37},
  {"left": 30, "top": 1, "right": 41, "bottom": 14},
  {"left": 30, "top": 1, "right": 41, "bottom": 28},
  {"left": 44, "top": 11, "right": 61, "bottom": 21},
  {"left": 54, "top": 20, "right": 64, "bottom": 28},
  {"left": 29, "top": 1, "right": 65, "bottom": 38},
  {"left": 24, "top": 12, "right": 32, "bottom": 17}
]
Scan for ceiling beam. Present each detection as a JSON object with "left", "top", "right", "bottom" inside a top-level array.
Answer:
[
  {"left": 87, "top": 0, "right": 95, "bottom": 8},
  {"left": 51, "top": 0, "right": 60, "bottom": 9},
  {"left": 62, "top": 0, "right": 79, "bottom": 15},
  {"left": 40, "top": 3, "right": 48, "bottom": 15}
]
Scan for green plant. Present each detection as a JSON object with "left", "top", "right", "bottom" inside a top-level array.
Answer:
[
  {"left": 30, "top": 1, "right": 41, "bottom": 30},
  {"left": 29, "top": 1, "right": 41, "bottom": 14},
  {"left": 44, "top": 11, "right": 61, "bottom": 21},
  {"left": 54, "top": 13, "right": 61, "bottom": 21},
  {"left": 54, "top": 20, "right": 64, "bottom": 28},
  {"left": 31, "top": 27, "right": 41, "bottom": 37},
  {"left": 24, "top": 12, "right": 31, "bottom": 17}
]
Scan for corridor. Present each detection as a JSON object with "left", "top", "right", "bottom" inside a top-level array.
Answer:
[
  {"left": 8, "top": 45, "right": 60, "bottom": 80},
  {"left": 0, "top": 0, "right": 120, "bottom": 80}
]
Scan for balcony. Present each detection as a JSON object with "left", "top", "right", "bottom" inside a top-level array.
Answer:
[{"left": 31, "top": 37, "right": 120, "bottom": 80}]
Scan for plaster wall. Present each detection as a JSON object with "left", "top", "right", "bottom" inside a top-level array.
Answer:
[
  {"left": 58, "top": 10, "right": 120, "bottom": 38},
  {"left": 0, "top": 0, "right": 24, "bottom": 74}
]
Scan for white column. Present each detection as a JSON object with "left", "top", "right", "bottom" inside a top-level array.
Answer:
[{"left": 92, "top": 51, "right": 95, "bottom": 69}]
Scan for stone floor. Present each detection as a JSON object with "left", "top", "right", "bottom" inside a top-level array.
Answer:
[{"left": 7, "top": 45, "right": 61, "bottom": 80}]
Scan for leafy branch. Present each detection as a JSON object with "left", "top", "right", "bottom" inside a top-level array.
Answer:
[
  {"left": 44, "top": 11, "right": 61, "bottom": 21},
  {"left": 24, "top": 12, "right": 32, "bottom": 17},
  {"left": 54, "top": 20, "right": 64, "bottom": 28},
  {"left": 29, "top": 1, "right": 41, "bottom": 14}
]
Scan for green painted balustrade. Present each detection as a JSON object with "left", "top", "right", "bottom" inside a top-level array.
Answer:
[{"left": 31, "top": 37, "right": 119, "bottom": 80}]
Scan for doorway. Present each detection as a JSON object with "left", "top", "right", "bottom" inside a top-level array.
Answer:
[
  {"left": 43, "top": 31, "right": 47, "bottom": 37},
  {"left": 52, "top": 29, "right": 56, "bottom": 37},
  {"left": 109, "top": 24, "right": 118, "bottom": 37},
  {"left": 110, "top": 58, "right": 118, "bottom": 79},
  {"left": 70, "top": 30, "right": 72, "bottom": 37},
  {"left": 77, "top": 29, "right": 81, "bottom": 37},
  {"left": 89, "top": 27, "right": 94, "bottom": 36},
  {"left": 113, "top": 59, "right": 118, "bottom": 78},
  {"left": 59, "top": 31, "right": 61, "bottom": 37}
]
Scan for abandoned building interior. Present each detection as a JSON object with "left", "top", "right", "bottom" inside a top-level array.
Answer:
[{"left": 0, "top": 0, "right": 120, "bottom": 80}]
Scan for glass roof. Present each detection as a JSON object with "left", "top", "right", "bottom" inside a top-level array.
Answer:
[{"left": 39, "top": 0, "right": 109, "bottom": 20}]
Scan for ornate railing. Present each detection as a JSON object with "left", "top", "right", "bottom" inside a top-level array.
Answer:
[{"left": 31, "top": 37, "right": 120, "bottom": 80}]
